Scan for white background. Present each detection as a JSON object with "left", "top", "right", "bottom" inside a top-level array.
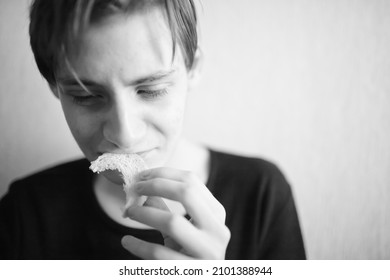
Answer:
[
  {"left": 0, "top": 0, "right": 389, "bottom": 259},
  {"left": 2, "top": 260, "right": 390, "bottom": 279}
]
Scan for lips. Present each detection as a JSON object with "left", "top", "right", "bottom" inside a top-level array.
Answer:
[
  {"left": 97, "top": 148, "right": 155, "bottom": 159},
  {"left": 136, "top": 149, "right": 154, "bottom": 158}
]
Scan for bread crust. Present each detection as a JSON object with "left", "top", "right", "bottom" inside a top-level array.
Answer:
[{"left": 89, "top": 153, "right": 148, "bottom": 215}]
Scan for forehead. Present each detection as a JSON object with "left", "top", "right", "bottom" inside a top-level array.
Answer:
[{"left": 58, "top": 6, "right": 182, "bottom": 83}]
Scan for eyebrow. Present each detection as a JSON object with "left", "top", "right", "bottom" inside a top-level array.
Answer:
[
  {"left": 131, "top": 69, "right": 176, "bottom": 85},
  {"left": 57, "top": 69, "right": 177, "bottom": 87}
]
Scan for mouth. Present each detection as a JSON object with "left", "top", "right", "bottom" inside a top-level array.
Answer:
[
  {"left": 136, "top": 149, "right": 155, "bottom": 158},
  {"left": 97, "top": 148, "right": 156, "bottom": 159}
]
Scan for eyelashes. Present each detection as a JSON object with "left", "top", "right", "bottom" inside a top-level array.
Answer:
[
  {"left": 67, "top": 88, "right": 169, "bottom": 106},
  {"left": 71, "top": 95, "right": 97, "bottom": 106},
  {"left": 138, "top": 88, "right": 168, "bottom": 99}
]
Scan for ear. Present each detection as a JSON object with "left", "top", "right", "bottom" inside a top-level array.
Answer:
[{"left": 187, "top": 47, "right": 204, "bottom": 91}]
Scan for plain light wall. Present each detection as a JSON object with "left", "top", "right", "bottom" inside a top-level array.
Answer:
[{"left": 1, "top": 0, "right": 389, "bottom": 259}]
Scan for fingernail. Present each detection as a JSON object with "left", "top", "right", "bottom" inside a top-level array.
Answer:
[
  {"left": 125, "top": 205, "right": 138, "bottom": 219},
  {"left": 121, "top": 235, "right": 133, "bottom": 246}
]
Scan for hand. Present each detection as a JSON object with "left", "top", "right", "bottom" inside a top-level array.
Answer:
[{"left": 121, "top": 167, "right": 231, "bottom": 259}]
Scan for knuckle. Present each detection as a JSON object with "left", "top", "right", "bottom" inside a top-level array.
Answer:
[
  {"left": 212, "top": 202, "right": 226, "bottom": 222},
  {"left": 218, "top": 204, "right": 227, "bottom": 221},
  {"left": 178, "top": 184, "right": 194, "bottom": 203},
  {"left": 164, "top": 214, "right": 183, "bottom": 233},
  {"left": 149, "top": 178, "right": 163, "bottom": 189},
  {"left": 222, "top": 226, "right": 231, "bottom": 242},
  {"left": 182, "top": 170, "right": 197, "bottom": 183}
]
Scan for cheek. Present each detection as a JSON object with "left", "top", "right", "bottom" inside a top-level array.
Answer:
[
  {"left": 151, "top": 104, "right": 184, "bottom": 140},
  {"left": 60, "top": 100, "right": 102, "bottom": 158},
  {"left": 167, "top": 105, "right": 185, "bottom": 134},
  {"left": 157, "top": 92, "right": 187, "bottom": 138}
]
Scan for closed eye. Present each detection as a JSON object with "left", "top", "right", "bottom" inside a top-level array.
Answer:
[
  {"left": 137, "top": 88, "right": 168, "bottom": 99},
  {"left": 62, "top": 88, "right": 103, "bottom": 106},
  {"left": 71, "top": 95, "right": 98, "bottom": 106}
]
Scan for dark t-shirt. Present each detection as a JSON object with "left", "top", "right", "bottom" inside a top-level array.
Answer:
[{"left": 0, "top": 149, "right": 306, "bottom": 259}]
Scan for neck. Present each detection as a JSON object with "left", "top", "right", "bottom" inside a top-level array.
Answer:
[{"left": 165, "top": 138, "right": 210, "bottom": 184}]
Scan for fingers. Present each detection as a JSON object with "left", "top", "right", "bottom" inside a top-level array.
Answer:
[
  {"left": 126, "top": 204, "right": 212, "bottom": 258},
  {"left": 143, "top": 196, "right": 169, "bottom": 210},
  {"left": 135, "top": 178, "right": 217, "bottom": 229},
  {"left": 121, "top": 235, "right": 191, "bottom": 260},
  {"left": 124, "top": 167, "right": 231, "bottom": 260},
  {"left": 139, "top": 168, "right": 215, "bottom": 206},
  {"left": 136, "top": 167, "right": 226, "bottom": 225}
]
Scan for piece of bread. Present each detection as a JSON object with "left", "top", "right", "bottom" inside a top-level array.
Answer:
[{"left": 89, "top": 153, "right": 148, "bottom": 215}]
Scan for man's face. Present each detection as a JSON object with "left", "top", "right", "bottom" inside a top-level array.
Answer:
[{"left": 56, "top": 8, "right": 191, "bottom": 177}]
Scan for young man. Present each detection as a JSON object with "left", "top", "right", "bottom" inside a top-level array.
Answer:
[{"left": 0, "top": 0, "right": 305, "bottom": 259}]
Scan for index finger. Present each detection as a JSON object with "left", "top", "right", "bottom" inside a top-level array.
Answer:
[{"left": 137, "top": 167, "right": 226, "bottom": 222}]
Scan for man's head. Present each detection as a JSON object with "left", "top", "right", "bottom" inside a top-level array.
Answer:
[{"left": 28, "top": 0, "right": 202, "bottom": 174}]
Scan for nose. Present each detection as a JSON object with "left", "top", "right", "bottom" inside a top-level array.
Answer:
[{"left": 102, "top": 95, "right": 147, "bottom": 150}]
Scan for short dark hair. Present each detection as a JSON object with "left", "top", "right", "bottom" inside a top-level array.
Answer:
[{"left": 29, "top": 0, "right": 198, "bottom": 86}]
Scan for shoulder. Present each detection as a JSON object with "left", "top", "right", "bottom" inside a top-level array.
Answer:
[
  {"left": 209, "top": 149, "right": 289, "bottom": 186},
  {"left": 0, "top": 159, "right": 93, "bottom": 259},
  {"left": 208, "top": 149, "right": 292, "bottom": 203},
  {"left": 208, "top": 149, "right": 305, "bottom": 259},
  {"left": 211, "top": 149, "right": 282, "bottom": 173},
  {"left": 11, "top": 158, "right": 90, "bottom": 183},
  {"left": 6, "top": 158, "right": 91, "bottom": 199}
]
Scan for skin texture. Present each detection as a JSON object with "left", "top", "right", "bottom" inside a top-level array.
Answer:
[
  {"left": 124, "top": 168, "right": 230, "bottom": 259},
  {"left": 54, "top": 7, "right": 230, "bottom": 259},
  {"left": 56, "top": 10, "right": 187, "bottom": 171}
]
